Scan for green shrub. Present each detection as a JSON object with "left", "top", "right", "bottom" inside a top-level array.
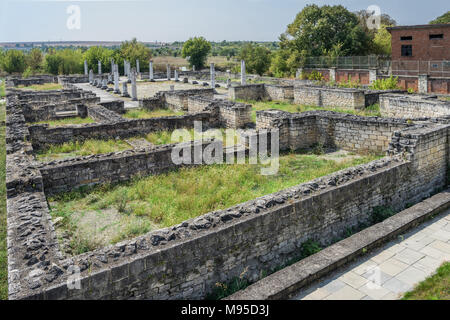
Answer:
[
  {"left": 303, "top": 70, "right": 324, "bottom": 81},
  {"left": 369, "top": 75, "right": 400, "bottom": 90},
  {"left": 300, "top": 240, "right": 322, "bottom": 258},
  {"left": 371, "top": 206, "right": 395, "bottom": 224},
  {"left": 22, "top": 67, "right": 32, "bottom": 79}
]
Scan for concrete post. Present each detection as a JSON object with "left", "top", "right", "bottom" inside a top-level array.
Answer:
[
  {"left": 136, "top": 59, "right": 140, "bottom": 75},
  {"left": 131, "top": 68, "right": 138, "bottom": 101},
  {"left": 98, "top": 60, "right": 102, "bottom": 75},
  {"left": 167, "top": 64, "right": 171, "bottom": 80},
  {"left": 124, "top": 60, "right": 127, "bottom": 76},
  {"left": 101, "top": 78, "right": 108, "bottom": 90},
  {"left": 122, "top": 82, "right": 130, "bottom": 97},
  {"left": 418, "top": 74, "right": 429, "bottom": 94},
  {"left": 227, "top": 78, "right": 231, "bottom": 88},
  {"left": 369, "top": 68, "right": 378, "bottom": 85},
  {"left": 149, "top": 60, "right": 154, "bottom": 81},
  {"left": 210, "top": 63, "right": 215, "bottom": 89},
  {"left": 295, "top": 68, "right": 303, "bottom": 79},
  {"left": 241, "top": 60, "right": 246, "bottom": 85},
  {"left": 193, "top": 65, "right": 196, "bottom": 72},
  {"left": 114, "top": 64, "right": 120, "bottom": 94},
  {"left": 84, "top": 60, "right": 88, "bottom": 75},
  {"left": 329, "top": 67, "right": 336, "bottom": 82},
  {"left": 174, "top": 69, "right": 179, "bottom": 82},
  {"left": 89, "top": 69, "right": 94, "bottom": 84}
]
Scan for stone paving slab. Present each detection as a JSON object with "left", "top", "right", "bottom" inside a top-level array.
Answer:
[{"left": 293, "top": 210, "right": 450, "bottom": 300}]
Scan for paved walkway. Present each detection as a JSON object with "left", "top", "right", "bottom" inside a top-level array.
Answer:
[
  {"left": 292, "top": 210, "right": 450, "bottom": 300},
  {"left": 74, "top": 83, "right": 139, "bottom": 110}
]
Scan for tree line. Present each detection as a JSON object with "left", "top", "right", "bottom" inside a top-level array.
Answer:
[{"left": 1, "top": 6, "right": 448, "bottom": 78}]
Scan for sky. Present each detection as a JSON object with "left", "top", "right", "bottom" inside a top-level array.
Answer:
[{"left": 0, "top": 0, "right": 448, "bottom": 43}]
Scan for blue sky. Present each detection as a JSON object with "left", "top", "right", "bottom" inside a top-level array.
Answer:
[{"left": 0, "top": 0, "right": 448, "bottom": 42}]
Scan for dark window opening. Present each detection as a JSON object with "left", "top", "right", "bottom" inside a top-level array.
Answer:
[
  {"left": 401, "top": 36, "right": 413, "bottom": 41},
  {"left": 429, "top": 34, "right": 444, "bottom": 40},
  {"left": 401, "top": 45, "right": 413, "bottom": 57}
]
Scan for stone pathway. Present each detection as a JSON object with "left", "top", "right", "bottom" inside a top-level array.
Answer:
[
  {"left": 74, "top": 83, "right": 139, "bottom": 110},
  {"left": 292, "top": 210, "right": 450, "bottom": 300}
]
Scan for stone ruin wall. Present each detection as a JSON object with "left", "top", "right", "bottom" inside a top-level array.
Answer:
[
  {"left": 380, "top": 94, "right": 450, "bottom": 119},
  {"left": 6, "top": 86, "right": 450, "bottom": 300}
]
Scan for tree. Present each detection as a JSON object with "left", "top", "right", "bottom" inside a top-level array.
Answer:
[
  {"left": 1, "top": 50, "right": 26, "bottom": 74},
  {"left": 238, "top": 44, "right": 271, "bottom": 76},
  {"left": 430, "top": 11, "right": 450, "bottom": 24},
  {"left": 272, "top": 5, "right": 370, "bottom": 76},
  {"left": 118, "top": 38, "right": 152, "bottom": 72},
  {"left": 44, "top": 48, "right": 83, "bottom": 75},
  {"left": 26, "top": 48, "right": 44, "bottom": 73},
  {"left": 182, "top": 37, "right": 212, "bottom": 69},
  {"left": 372, "top": 25, "right": 392, "bottom": 55},
  {"left": 83, "top": 46, "right": 115, "bottom": 73}
]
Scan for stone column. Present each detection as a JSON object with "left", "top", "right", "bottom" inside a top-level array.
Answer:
[
  {"left": 114, "top": 64, "right": 120, "bottom": 94},
  {"left": 167, "top": 64, "right": 171, "bottom": 80},
  {"left": 241, "top": 60, "right": 246, "bottom": 85},
  {"left": 124, "top": 60, "right": 127, "bottom": 76},
  {"left": 418, "top": 74, "right": 429, "bottom": 94},
  {"left": 210, "top": 63, "right": 215, "bottom": 89},
  {"left": 136, "top": 59, "right": 140, "bottom": 74},
  {"left": 122, "top": 82, "right": 130, "bottom": 97},
  {"left": 101, "top": 78, "right": 108, "bottom": 90},
  {"left": 369, "top": 68, "right": 378, "bottom": 85},
  {"left": 329, "top": 67, "right": 336, "bottom": 82},
  {"left": 149, "top": 60, "right": 154, "bottom": 81},
  {"left": 89, "top": 69, "right": 94, "bottom": 84},
  {"left": 174, "top": 69, "right": 179, "bottom": 82},
  {"left": 193, "top": 65, "right": 196, "bottom": 72},
  {"left": 84, "top": 60, "right": 88, "bottom": 75},
  {"left": 131, "top": 68, "right": 138, "bottom": 101},
  {"left": 296, "top": 68, "right": 303, "bottom": 79},
  {"left": 98, "top": 60, "right": 102, "bottom": 75},
  {"left": 170, "top": 85, "right": 175, "bottom": 91},
  {"left": 227, "top": 78, "right": 231, "bottom": 88}
]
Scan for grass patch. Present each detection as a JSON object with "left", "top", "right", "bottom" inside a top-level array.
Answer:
[
  {"left": 17, "top": 83, "right": 63, "bottom": 91},
  {"left": 31, "top": 116, "right": 96, "bottom": 127},
  {"left": 238, "top": 100, "right": 381, "bottom": 122},
  {"left": 0, "top": 79, "right": 5, "bottom": 98},
  {"left": 0, "top": 102, "right": 7, "bottom": 299},
  {"left": 403, "top": 262, "right": 450, "bottom": 300},
  {"left": 49, "top": 152, "right": 381, "bottom": 253},
  {"left": 123, "top": 108, "right": 184, "bottom": 119}
]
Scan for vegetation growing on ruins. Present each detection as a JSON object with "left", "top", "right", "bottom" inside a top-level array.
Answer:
[
  {"left": 48, "top": 152, "right": 381, "bottom": 254},
  {"left": 122, "top": 108, "right": 184, "bottom": 119},
  {"left": 403, "top": 262, "right": 450, "bottom": 300},
  {"left": 369, "top": 76, "right": 401, "bottom": 91},
  {"left": 17, "top": 83, "right": 63, "bottom": 91},
  {"left": 0, "top": 102, "right": 7, "bottom": 299},
  {"left": 0, "top": 80, "right": 5, "bottom": 98},
  {"left": 31, "top": 116, "right": 95, "bottom": 127},
  {"left": 241, "top": 100, "right": 382, "bottom": 121}
]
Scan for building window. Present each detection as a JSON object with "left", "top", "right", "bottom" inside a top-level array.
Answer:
[
  {"left": 401, "top": 36, "right": 413, "bottom": 41},
  {"left": 429, "top": 34, "right": 444, "bottom": 40},
  {"left": 401, "top": 45, "right": 413, "bottom": 57}
]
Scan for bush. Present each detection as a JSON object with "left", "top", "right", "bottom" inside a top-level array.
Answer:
[
  {"left": 371, "top": 206, "right": 395, "bottom": 224},
  {"left": 369, "top": 75, "right": 400, "bottom": 90},
  {"left": 302, "top": 70, "right": 324, "bottom": 81},
  {"left": 300, "top": 240, "right": 322, "bottom": 258},
  {"left": 22, "top": 67, "right": 32, "bottom": 79},
  {"left": 1, "top": 50, "right": 26, "bottom": 74}
]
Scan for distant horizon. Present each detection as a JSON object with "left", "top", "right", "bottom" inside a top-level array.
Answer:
[{"left": 0, "top": 0, "right": 448, "bottom": 43}]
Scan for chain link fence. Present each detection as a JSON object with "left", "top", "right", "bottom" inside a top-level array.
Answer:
[{"left": 391, "top": 60, "right": 450, "bottom": 77}]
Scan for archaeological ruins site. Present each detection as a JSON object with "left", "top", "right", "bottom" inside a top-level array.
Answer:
[{"left": 4, "top": 60, "right": 450, "bottom": 301}]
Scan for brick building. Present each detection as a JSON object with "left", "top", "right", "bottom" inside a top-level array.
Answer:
[{"left": 387, "top": 24, "right": 450, "bottom": 60}]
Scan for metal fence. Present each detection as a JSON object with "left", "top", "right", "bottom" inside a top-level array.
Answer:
[
  {"left": 391, "top": 60, "right": 450, "bottom": 77},
  {"left": 303, "top": 55, "right": 390, "bottom": 70}
]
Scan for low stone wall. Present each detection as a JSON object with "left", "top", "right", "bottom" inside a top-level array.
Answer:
[
  {"left": 87, "top": 105, "right": 125, "bottom": 124},
  {"left": 264, "top": 85, "right": 294, "bottom": 101},
  {"left": 256, "top": 110, "right": 411, "bottom": 153},
  {"left": 380, "top": 94, "right": 450, "bottom": 118},
  {"left": 164, "top": 89, "right": 215, "bottom": 111},
  {"left": 28, "top": 112, "right": 214, "bottom": 150},
  {"left": 6, "top": 75, "right": 58, "bottom": 87},
  {"left": 229, "top": 84, "right": 266, "bottom": 101},
  {"left": 294, "top": 85, "right": 366, "bottom": 109},
  {"left": 98, "top": 100, "right": 125, "bottom": 114},
  {"left": 57, "top": 75, "right": 89, "bottom": 85}
]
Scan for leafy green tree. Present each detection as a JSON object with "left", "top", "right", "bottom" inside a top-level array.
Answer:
[
  {"left": 430, "top": 11, "right": 450, "bottom": 24},
  {"left": 44, "top": 49, "right": 83, "bottom": 75},
  {"left": 238, "top": 44, "right": 271, "bottom": 76},
  {"left": 118, "top": 38, "right": 152, "bottom": 72},
  {"left": 26, "top": 48, "right": 44, "bottom": 73},
  {"left": 83, "top": 46, "right": 115, "bottom": 73},
  {"left": 272, "top": 4, "right": 370, "bottom": 76},
  {"left": 1, "top": 50, "right": 26, "bottom": 74},
  {"left": 372, "top": 25, "right": 392, "bottom": 55},
  {"left": 182, "top": 37, "right": 212, "bottom": 69}
]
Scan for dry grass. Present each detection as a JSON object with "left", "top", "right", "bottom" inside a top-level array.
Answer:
[
  {"left": 31, "top": 116, "right": 95, "bottom": 127},
  {"left": 17, "top": 83, "right": 63, "bottom": 91},
  {"left": 122, "top": 108, "right": 184, "bottom": 119}
]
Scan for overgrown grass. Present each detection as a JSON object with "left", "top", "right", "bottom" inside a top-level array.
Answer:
[
  {"left": 239, "top": 100, "right": 381, "bottom": 121},
  {"left": 403, "top": 262, "right": 450, "bottom": 300},
  {"left": 123, "top": 108, "right": 184, "bottom": 119},
  {"left": 0, "top": 102, "right": 7, "bottom": 299},
  {"left": 49, "top": 152, "right": 381, "bottom": 253},
  {"left": 31, "top": 116, "right": 96, "bottom": 127},
  {"left": 17, "top": 83, "right": 63, "bottom": 91},
  {"left": 0, "top": 79, "right": 5, "bottom": 98},
  {"left": 36, "top": 139, "right": 132, "bottom": 161}
]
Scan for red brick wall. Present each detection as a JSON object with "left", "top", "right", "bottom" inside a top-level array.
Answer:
[
  {"left": 390, "top": 25, "right": 450, "bottom": 61},
  {"left": 336, "top": 70, "right": 370, "bottom": 85},
  {"left": 429, "top": 78, "right": 450, "bottom": 94}
]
